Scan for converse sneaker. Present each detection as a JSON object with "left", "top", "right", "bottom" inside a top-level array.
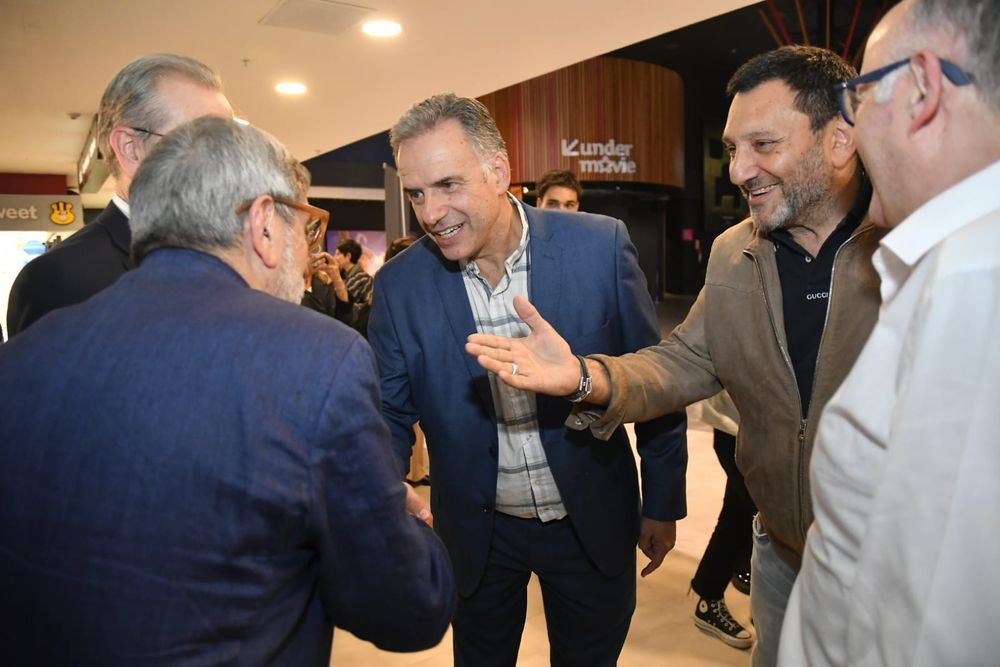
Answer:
[{"left": 694, "top": 597, "right": 753, "bottom": 649}]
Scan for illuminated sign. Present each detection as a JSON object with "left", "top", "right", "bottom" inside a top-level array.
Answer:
[
  {"left": 561, "top": 138, "right": 637, "bottom": 175},
  {"left": 0, "top": 194, "right": 85, "bottom": 232}
]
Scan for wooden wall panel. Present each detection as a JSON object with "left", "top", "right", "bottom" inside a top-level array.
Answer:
[{"left": 479, "top": 57, "right": 684, "bottom": 188}]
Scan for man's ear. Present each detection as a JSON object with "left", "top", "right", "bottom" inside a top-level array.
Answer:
[
  {"left": 108, "top": 126, "right": 145, "bottom": 180},
  {"left": 907, "top": 51, "right": 943, "bottom": 134},
  {"left": 827, "top": 115, "right": 857, "bottom": 170},
  {"left": 247, "top": 196, "right": 281, "bottom": 269},
  {"left": 491, "top": 151, "right": 511, "bottom": 195}
]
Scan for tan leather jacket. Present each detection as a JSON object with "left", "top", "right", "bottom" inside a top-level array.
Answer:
[{"left": 580, "top": 217, "right": 883, "bottom": 569}]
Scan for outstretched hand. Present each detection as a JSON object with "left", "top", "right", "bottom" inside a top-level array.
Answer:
[{"left": 465, "top": 296, "right": 581, "bottom": 397}]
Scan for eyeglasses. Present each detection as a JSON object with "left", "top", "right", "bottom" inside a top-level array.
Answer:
[
  {"left": 835, "top": 55, "right": 974, "bottom": 126},
  {"left": 236, "top": 196, "right": 330, "bottom": 249},
  {"left": 128, "top": 126, "right": 165, "bottom": 138}
]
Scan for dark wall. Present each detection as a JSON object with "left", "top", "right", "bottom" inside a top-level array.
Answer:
[
  {"left": 553, "top": 189, "right": 674, "bottom": 301},
  {"left": 303, "top": 131, "right": 393, "bottom": 189},
  {"left": 312, "top": 199, "right": 384, "bottom": 231}
]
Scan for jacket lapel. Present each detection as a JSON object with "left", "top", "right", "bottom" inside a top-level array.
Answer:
[
  {"left": 523, "top": 207, "right": 565, "bottom": 420},
  {"left": 429, "top": 205, "right": 564, "bottom": 414},
  {"left": 744, "top": 231, "right": 790, "bottom": 358},
  {"left": 524, "top": 207, "right": 564, "bottom": 329},
  {"left": 432, "top": 254, "right": 496, "bottom": 413}
]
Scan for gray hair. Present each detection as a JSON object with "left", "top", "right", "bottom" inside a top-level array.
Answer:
[
  {"left": 97, "top": 54, "right": 222, "bottom": 178},
  {"left": 909, "top": 0, "right": 999, "bottom": 112},
  {"left": 129, "top": 116, "right": 310, "bottom": 264},
  {"left": 390, "top": 93, "right": 508, "bottom": 166}
]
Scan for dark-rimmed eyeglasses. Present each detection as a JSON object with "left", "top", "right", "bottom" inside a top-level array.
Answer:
[
  {"left": 835, "top": 56, "right": 974, "bottom": 126},
  {"left": 236, "top": 196, "right": 330, "bottom": 249}
]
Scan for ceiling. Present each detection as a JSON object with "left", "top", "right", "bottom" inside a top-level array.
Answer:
[
  {"left": 0, "top": 0, "right": 756, "bottom": 202},
  {"left": 614, "top": 0, "right": 894, "bottom": 100}
]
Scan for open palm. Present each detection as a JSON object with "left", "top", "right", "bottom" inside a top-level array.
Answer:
[{"left": 465, "top": 295, "right": 581, "bottom": 396}]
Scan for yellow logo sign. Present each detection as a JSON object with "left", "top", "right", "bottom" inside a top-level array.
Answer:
[{"left": 50, "top": 201, "right": 76, "bottom": 225}]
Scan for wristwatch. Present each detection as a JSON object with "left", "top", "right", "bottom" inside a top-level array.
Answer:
[{"left": 564, "top": 354, "right": 593, "bottom": 403}]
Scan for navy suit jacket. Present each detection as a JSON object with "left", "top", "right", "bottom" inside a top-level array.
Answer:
[
  {"left": 368, "top": 204, "right": 687, "bottom": 596},
  {"left": 0, "top": 249, "right": 455, "bottom": 666},
  {"left": 6, "top": 201, "right": 131, "bottom": 337}
]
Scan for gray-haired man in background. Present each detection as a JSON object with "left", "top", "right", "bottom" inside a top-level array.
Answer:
[{"left": 7, "top": 53, "right": 233, "bottom": 336}]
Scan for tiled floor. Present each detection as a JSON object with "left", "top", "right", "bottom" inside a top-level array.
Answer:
[{"left": 329, "top": 413, "right": 753, "bottom": 666}]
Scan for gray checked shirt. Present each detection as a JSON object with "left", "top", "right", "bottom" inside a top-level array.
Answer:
[{"left": 461, "top": 199, "right": 567, "bottom": 521}]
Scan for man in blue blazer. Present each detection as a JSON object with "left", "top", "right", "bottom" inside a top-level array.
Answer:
[
  {"left": 0, "top": 117, "right": 455, "bottom": 666},
  {"left": 368, "top": 94, "right": 687, "bottom": 666}
]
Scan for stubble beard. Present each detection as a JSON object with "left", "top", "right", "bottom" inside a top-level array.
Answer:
[{"left": 750, "top": 137, "right": 832, "bottom": 235}]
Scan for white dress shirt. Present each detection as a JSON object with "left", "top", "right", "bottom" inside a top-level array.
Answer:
[
  {"left": 112, "top": 193, "right": 130, "bottom": 218},
  {"left": 779, "top": 159, "right": 1000, "bottom": 667}
]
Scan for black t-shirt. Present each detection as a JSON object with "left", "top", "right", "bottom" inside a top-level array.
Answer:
[{"left": 770, "top": 182, "right": 871, "bottom": 417}]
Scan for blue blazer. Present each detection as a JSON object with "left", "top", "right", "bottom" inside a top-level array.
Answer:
[
  {"left": 0, "top": 249, "right": 455, "bottom": 666},
  {"left": 368, "top": 204, "right": 687, "bottom": 595}
]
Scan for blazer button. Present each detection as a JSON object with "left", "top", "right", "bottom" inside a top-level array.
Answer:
[
  {"left": 481, "top": 504, "right": 492, "bottom": 513},
  {"left": 488, "top": 446, "right": 497, "bottom": 457}
]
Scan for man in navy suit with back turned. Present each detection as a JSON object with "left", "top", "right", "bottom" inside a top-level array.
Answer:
[
  {"left": 368, "top": 93, "right": 687, "bottom": 666},
  {"left": 0, "top": 117, "right": 455, "bottom": 666},
  {"left": 6, "top": 53, "right": 233, "bottom": 337}
]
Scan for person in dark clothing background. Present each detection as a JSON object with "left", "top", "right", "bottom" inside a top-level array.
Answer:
[
  {"left": 335, "top": 238, "right": 373, "bottom": 305},
  {"left": 301, "top": 248, "right": 354, "bottom": 326},
  {"left": 690, "top": 391, "right": 755, "bottom": 650}
]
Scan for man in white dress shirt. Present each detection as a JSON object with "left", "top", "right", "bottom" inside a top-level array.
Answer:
[{"left": 779, "top": 1, "right": 1000, "bottom": 665}]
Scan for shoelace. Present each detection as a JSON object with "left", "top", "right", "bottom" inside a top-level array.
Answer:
[{"left": 708, "top": 601, "right": 743, "bottom": 632}]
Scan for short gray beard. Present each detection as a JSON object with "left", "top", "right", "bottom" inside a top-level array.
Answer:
[
  {"left": 749, "top": 136, "right": 832, "bottom": 234},
  {"left": 273, "top": 232, "right": 306, "bottom": 304}
]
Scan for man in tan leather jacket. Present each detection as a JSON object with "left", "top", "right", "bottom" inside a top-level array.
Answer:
[{"left": 466, "top": 46, "right": 883, "bottom": 666}]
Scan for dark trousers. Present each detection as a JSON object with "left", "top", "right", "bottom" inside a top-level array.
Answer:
[
  {"left": 691, "top": 429, "right": 756, "bottom": 600},
  {"left": 452, "top": 512, "right": 635, "bottom": 667}
]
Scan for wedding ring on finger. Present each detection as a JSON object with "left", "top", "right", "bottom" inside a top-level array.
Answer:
[{"left": 510, "top": 362, "right": 518, "bottom": 376}]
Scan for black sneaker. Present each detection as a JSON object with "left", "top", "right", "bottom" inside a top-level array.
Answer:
[
  {"left": 694, "top": 598, "right": 753, "bottom": 650},
  {"left": 730, "top": 569, "right": 751, "bottom": 595}
]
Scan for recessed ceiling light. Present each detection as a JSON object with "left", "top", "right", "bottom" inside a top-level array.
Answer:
[
  {"left": 276, "top": 82, "right": 307, "bottom": 95},
  {"left": 362, "top": 20, "right": 402, "bottom": 37}
]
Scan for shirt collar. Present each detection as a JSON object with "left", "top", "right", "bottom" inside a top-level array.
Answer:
[
  {"left": 506, "top": 196, "right": 530, "bottom": 268},
  {"left": 112, "top": 194, "right": 130, "bottom": 219}
]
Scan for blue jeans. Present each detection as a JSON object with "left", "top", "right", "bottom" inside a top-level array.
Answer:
[{"left": 750, "top": 513, "right": 797, "bottom": 667}]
